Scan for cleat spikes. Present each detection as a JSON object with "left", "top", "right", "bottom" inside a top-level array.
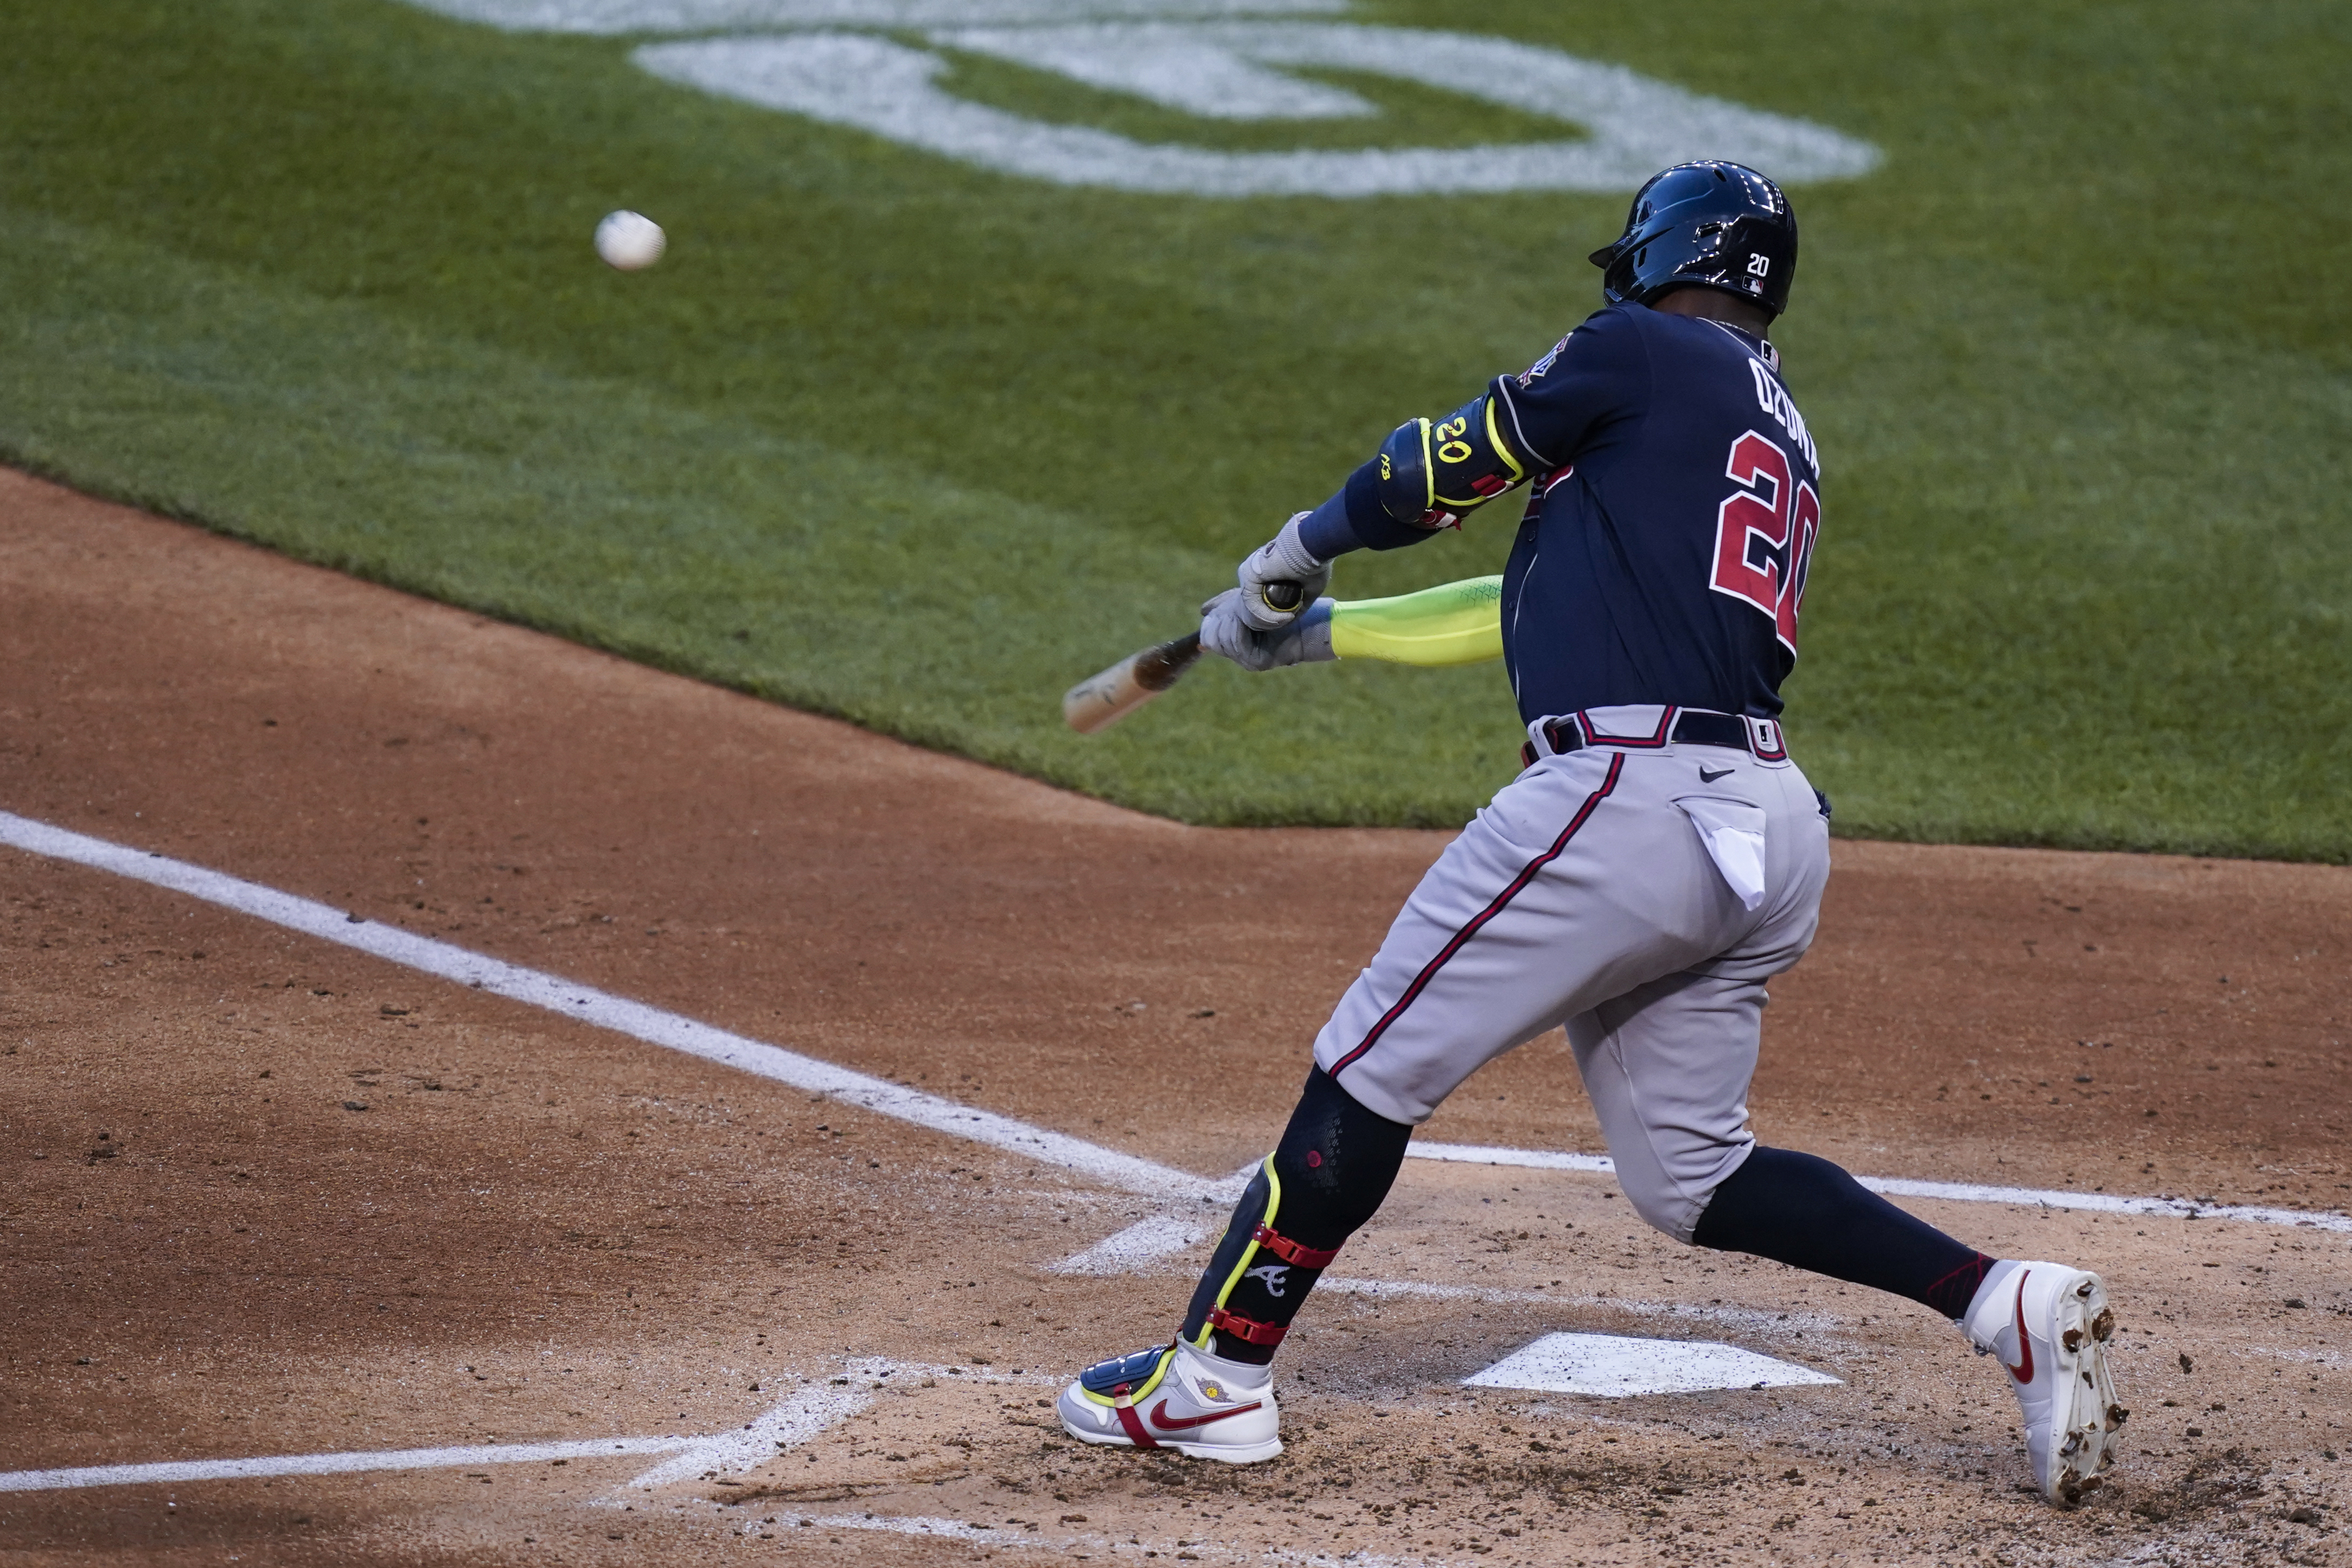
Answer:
[{"left": 1964, "top": 1263, "right": 2125, "bottom": 1506}]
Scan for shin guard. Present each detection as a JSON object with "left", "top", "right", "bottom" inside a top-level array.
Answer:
[{"left": 1178, "top": 1067, "right": 1413, "bottom": 1364}]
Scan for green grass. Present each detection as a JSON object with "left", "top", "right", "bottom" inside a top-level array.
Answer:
[{"left": 0, "top": 0, "right": 2346, "bottom": 854}]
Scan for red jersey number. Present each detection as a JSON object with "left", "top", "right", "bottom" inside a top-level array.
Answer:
[{"left": 1709, "top": 430, "right": 1818, "bottom": 655}]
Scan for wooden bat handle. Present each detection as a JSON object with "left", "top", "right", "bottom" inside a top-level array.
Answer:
[{"left": 1130, "top": 631, "right": 1201, "bottom": 691}]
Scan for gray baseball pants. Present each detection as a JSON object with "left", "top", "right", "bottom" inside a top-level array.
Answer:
[{"left": 1313, "top": 705, "right": 1832, "bottom": 1243}]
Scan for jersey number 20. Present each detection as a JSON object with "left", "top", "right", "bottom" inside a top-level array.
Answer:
[{"left": 1710, "top": 430, "right": 1819, "bottom": 655}]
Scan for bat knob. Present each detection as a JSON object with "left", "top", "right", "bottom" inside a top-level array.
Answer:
[{"left": 1263, "top": 581, "right": 1305, "bottom": 612}]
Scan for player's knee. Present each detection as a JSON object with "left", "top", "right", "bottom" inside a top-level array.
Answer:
[
  {"left": 1268, "top": 1067, "right": 1413, "bottom": 1245},
  {"left": 1617, "top": 1175, "right": 1709, "bottom": 1246}
]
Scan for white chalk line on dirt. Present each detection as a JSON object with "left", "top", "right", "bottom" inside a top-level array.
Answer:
[
  {"left": 0, "top": 1362, "right": 1021, "bottom": 1496},
  {"left": 616, "top": 1358, "right": 1045, "bottom": 1493},
  {"left": 1057, "top": 1261, "right": 1845, "bottom": 1336},
  {"left": 0, "top": 1437, "right": 689, "bottom": 1495},
  {"left": 756, "top": 1509, "right": 1452, "bottom": 1568},
  {"left": 621, "top": 1379, "right": 871, "bottom": 1492},
  {"left": 0, "top": 811, "right": 1215, "bottom": 1201},
  {"left": 4, "top": 810, "right": 2341, "bottom": 1240},
  {"left": 1406, "top": 1141, "right": 2352, "bottom": 1234}
]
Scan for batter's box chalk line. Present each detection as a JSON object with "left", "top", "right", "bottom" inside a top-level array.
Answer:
[
  {"left": 753, "top": 1508, "right": 1456, "bottom": 1568},
  {"left": 1462, "top": 1332, "right": 1841, "bottom": 1399},
  {"left": 0, "top": 1360, "right": 1018, "bottom": 1496}
]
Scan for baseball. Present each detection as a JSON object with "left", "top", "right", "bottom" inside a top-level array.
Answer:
[{"left": 594, "top": 209, "right": 666, "bottom": 271}]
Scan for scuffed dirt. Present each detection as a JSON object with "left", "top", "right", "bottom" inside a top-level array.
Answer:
[{"left": 5, "top": 469, "right": 2352, "bottom": 1566}]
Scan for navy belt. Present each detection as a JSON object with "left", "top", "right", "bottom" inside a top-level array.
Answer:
[{"left": 1520, "top": 708, "right": 1783, "bottom": 770}]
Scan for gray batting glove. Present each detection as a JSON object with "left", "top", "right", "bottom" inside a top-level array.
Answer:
[
  {"left": 1199, "top": 589, "right": 1335, "bottom": 672},
  {"left": 1235, "top": 511, "right": 1333, "bottom": 631}
]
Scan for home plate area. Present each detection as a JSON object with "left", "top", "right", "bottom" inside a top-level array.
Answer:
[
  {"left": 1463, "top": 1334, "right": 1840, "bottom": 1399},
  {"left": 17, "top": 1147, "right": 2340, "bottom": 1568}
]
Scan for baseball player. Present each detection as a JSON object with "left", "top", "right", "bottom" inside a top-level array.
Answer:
[{"left": 1055, "top": 163, "right": 2126, "bottom": 1505}]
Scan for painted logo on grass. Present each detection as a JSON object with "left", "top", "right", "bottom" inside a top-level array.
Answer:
[{"left": 405, "top": 0, "right": 1882, "bottom": 196}]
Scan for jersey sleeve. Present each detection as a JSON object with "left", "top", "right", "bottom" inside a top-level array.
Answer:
[
  {"left": 1494, "top": 305, "right": 1651, "bottom": 469},
  {"left": 1296, "top": 305, "right": 1652, "bottom": 559}
]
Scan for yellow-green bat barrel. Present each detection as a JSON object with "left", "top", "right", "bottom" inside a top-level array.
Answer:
[{"left": 1328, "top": 575, "right": 1504, "bottom": 667}]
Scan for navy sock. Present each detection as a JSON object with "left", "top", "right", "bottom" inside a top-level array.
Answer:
[
  {"left": 1692, "top": 1146, "right": 1996, "bottom": 1319},
  {"left": 1179, "top": 1067, "right": 1413, "bottom": 1364}
]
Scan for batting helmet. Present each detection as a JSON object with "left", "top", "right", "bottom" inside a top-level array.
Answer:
[{"left": 1588, "top": 162, "right": 1798, "bottom": 318}]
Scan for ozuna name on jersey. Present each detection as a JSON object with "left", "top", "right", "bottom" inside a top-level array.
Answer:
[{"left": 1747, "top": 360, "right": 1818, "bottom": 476}]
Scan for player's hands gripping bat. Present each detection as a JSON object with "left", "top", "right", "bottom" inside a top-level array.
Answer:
[
  {"left": 1200, "top": 585, "right": 1331, "bottom": 671},
  {"left": 1064, "top": 576, "right": 1509, "bottom": 732},
  {"left": 1235, "top": 513, "right": 1330, "bottom": 629}
]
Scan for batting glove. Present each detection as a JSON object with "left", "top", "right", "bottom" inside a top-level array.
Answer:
[
  {"left": 1199, "top": 590, "right": 1335, "bottom": 672},
  {"left": 1234, "top": 512, "right": 1333, "bottom": 631}
]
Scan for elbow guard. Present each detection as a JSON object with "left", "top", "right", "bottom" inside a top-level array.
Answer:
[{"left": 1373, "top": 387, "right": 1533, "bottom": 532}]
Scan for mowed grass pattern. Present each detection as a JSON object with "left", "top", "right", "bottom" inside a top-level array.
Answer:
[{"left": 0, "top": 0, "right": 2345, "bottom": 852}]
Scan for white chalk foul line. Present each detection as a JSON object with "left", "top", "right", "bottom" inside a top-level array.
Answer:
[
  {"left": 0, "top": 1362, "right": 1025, "bottom": 1496},
  {"left": 5, "top": 811, "right": 2341, "bottom": 1239},
  {"left": 1407, "top": 1141, "right": 2352, "bottom": 1234},
  {"left": 0, "top": 1436, "right": 690, "bottom": 1494},
  {"left": 0, "top": 811, "right": 1213, "bottom": 1200}
]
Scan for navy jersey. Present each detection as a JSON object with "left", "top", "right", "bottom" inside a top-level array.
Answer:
[{"left": 1303, "top": 302, "right": 1821, "bottom": 723}]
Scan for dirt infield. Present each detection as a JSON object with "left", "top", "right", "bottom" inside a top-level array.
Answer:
[{"left": 5, "top": 466, "right": 2352, "bottom": 1566}]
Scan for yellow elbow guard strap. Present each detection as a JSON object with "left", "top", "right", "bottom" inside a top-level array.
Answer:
[{"left": 1327, "top": 575, "right": 1505, "bottom": 667}]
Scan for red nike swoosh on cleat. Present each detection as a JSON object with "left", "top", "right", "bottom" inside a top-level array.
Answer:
[
  {"left": 2004, "top": 1270, "right": 2034, "bottom": 1384},
  {"left": 1149, "top": 1398, "right": 1264, "bottom": 1431}
]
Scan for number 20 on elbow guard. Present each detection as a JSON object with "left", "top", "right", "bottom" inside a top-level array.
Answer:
[
  {"left": 1433, "top": 416, "right": 1474, "bottom": 466},
  {"left": 1709, "top": 430, "right": 1819, "bottom": 656}
]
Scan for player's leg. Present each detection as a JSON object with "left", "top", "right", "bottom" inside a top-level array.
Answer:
[
  {"left": 1573, "top": 969, "right": 2126, "bottom": 1502},
  {"left": 1056, "top": 1066, "right": 1411, "bottom": 1461},
  {"left": 1058, "top": 745, "right": 1705, "bottom": 1462},
  {"left": 1173, "top": 1064, "right": 1411, "bottom": 1363},
  {"left": 1570, "top": 968, "right": 1996, "bottom": 1292}
]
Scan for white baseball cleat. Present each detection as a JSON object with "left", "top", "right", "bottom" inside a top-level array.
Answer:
[
  {"left": 1965, "top": 1261, "right": 2127, "bottom": 1503},
  {"left": 1057, "top": 1339, "right": 1283, "bottom": 1463}
]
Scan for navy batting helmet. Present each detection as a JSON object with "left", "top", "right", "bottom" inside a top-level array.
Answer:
[{"left": 1588, "top": 162, "right": 1798, "bottom": 318}]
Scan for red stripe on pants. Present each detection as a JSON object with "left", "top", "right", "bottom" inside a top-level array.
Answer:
[{"left": 1328, "top": 752, "right": 1624, "bottom": 1078}]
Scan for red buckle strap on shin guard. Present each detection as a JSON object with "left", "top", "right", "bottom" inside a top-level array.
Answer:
[
  {"left": 1249, "top": 1224, "right": 1340, "bottom": 1269},
  {"left": 1205, "top": 1307, "right": 1288, "bottom": 1347}
]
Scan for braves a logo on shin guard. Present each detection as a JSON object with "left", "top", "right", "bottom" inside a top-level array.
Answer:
[{"left": 1244, "top": 1264, "right": 1292, "bottom": 1297}]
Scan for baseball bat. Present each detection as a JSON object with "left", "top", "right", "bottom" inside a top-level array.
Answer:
[
  {"left": 1062, "top": 632, "right": 1203, "bottom": 733},
  {"left": 1060, "top": 582, "right": 1306, "bottom": 734}
]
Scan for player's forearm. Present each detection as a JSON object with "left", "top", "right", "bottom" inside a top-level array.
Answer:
[
  {"left": 1297, "top": 381, "right": 1539, "bottom": 558},
  {"left": 1327, "top": 575, "right": 1504, "bottom": 666},
  {"left": 1296, "top": 465, "right": 1416, "bottom": 557}
]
